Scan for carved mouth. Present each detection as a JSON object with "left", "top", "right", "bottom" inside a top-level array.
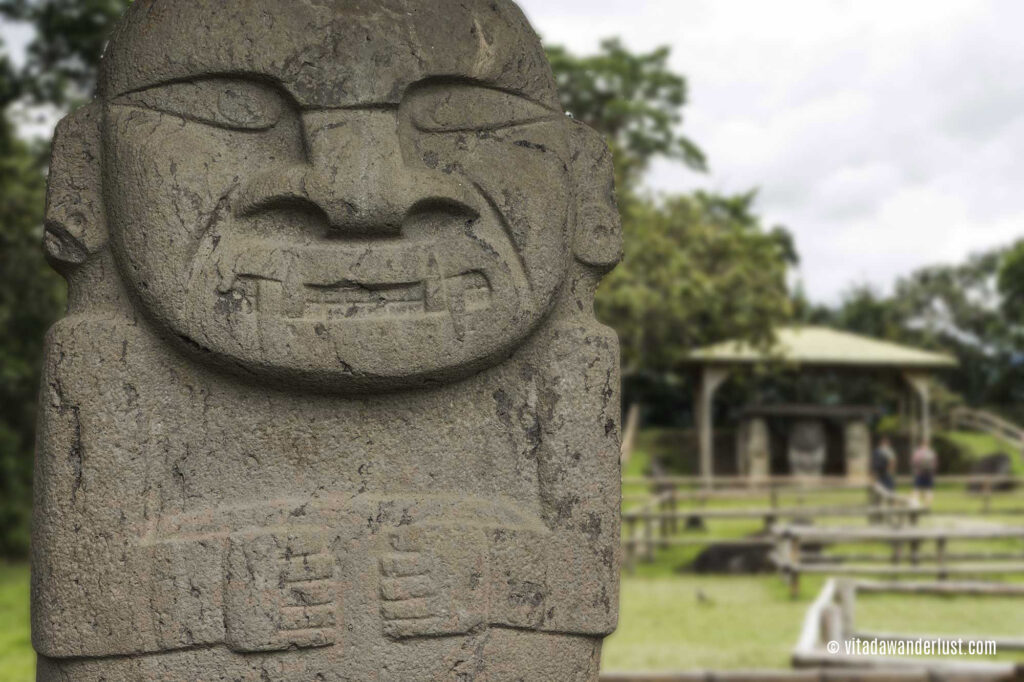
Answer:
[{"left": 231, "top": 271, "right": 491, "bottom": 320}]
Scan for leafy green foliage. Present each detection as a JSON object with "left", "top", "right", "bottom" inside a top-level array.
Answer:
[
  {"left": 997, "top": 240, "right": 1024, "bottom": 323},
  {"left": 597, "top": 192, "right": 795, "bottom": 373},
  {"left": 548, "top": 41, "right": 797, "bottom": 378},
  {"left": 0, "top": 7, "right": 800, "bottom": 553},
  {"left": 0, "top": 0, "right": 130, "bottom": 105},
  {"left": 804, "top": 243, "right": 1024, "bottom": 407},
  {"left": 547, "top": 38, "right": 706, "bottom": 198}
]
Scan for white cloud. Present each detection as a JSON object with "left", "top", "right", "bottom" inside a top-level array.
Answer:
[
  {"left": 0, "top": 19, "right": 32, "bottom": 69},
  {"left": 517, "top": 0, "right": 1024, "bottom": 303}
]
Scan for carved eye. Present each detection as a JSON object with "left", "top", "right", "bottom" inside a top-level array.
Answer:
[
  {"left": 407, "top": 84, "right": 558, "bottom": 133},
  {"left": 113, "top": 78, "right": 285, "bottom": 131}
]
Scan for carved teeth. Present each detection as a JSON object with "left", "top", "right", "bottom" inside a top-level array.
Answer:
[
  {"left": 258, "top": 280, "right": 286, "bottom": 316},
  {"left": 283, "top": 260, "right": 307, "bottom": 319},
  {"left": 454, "top": 272, "right": 490, "bottom": 311},
  {"left": 292, "top": 272, "right": 490, "bottom": 321},
  {"left": 236, "top": 270, "right": 490, "bottom": 321},
  {"left": 423, "top": 255, "right": 446, "bottom": 314}
]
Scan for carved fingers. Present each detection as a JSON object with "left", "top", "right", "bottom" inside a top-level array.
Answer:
[
  {"left": 379, "top": 529, "right": 486, "bottom": 639},
  {"left": 224, "top": 531, "right": 337, "bottom": 652}
]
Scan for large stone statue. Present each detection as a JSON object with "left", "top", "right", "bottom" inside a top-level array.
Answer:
[{"left": 32, "top": 1, "right": 622, "bottom": 679}]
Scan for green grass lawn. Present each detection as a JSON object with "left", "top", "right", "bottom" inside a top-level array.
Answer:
[
  {"left": 0, "top": 564, "right": 32, "bottom": 682},
  {"left": 602, "top": 573, "right": 815, "bottom": 670},
  {"left": 856, "top": 591, "right": 1024, "bottom": 640}
]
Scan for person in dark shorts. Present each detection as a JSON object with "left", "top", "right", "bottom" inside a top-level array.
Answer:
[
  {"left": 872, "top": 436, "right": 896, "bottom": 491},
  {"left": 911, "top": 440, "right": 938, "bottom": 505}
]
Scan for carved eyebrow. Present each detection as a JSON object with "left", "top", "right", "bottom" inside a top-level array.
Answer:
[
  {"left": 401, "top": 76, "right": 562, "bottom": 113},
  {"left": 108, "top": 73, "right": 295, "bottom": 102},
  {"left": 109, "top": 75, "right": 295, "bottom": 132}
]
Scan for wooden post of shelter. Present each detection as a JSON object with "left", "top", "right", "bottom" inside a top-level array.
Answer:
[
  {"left": 904, "top": 371, "right": 932, "bottom": 446},
  {"left": 695, "top": 366, "right": 730, "bottom": 489}
]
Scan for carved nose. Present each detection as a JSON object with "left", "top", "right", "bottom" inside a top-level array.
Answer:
[{"left": 235, "top": 109, "right": 472, "bottom": 237}]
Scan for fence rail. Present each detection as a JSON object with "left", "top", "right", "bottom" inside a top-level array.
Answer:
[
  {"left": 773, "top": 525, "right": 1024, "bottom": 596},
  {"left": 948, "top": 407, "right": 1024, "bottom": 448},
  {"left": 621, "top": 478, "right": 925, "bottom": 569},
  {"left": 791, "top": 578, "right": 1023, "bottom": 680},
  {"left": 623, "top": 474, "right": 1018, "bottom": 487},
  {"left": 620, "top": 474, "right": 1022, "bottom": 569}
]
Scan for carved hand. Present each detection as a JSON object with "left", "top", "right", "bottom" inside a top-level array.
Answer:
[{"left": 379, "top": 529, "right": 487, "bottom": 639}]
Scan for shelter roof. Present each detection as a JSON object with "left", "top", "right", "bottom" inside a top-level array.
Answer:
[{"left": 686, "top": 326, "right": 957, "bottom": 370}]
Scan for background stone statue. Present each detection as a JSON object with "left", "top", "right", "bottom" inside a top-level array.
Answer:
[
  {"left": 738, "top": 417, "right": 770, "bottom": 481},
  {"left": 843, "top": 419, "right": 871, "bottom": 480},
  {"left": 32, "top": 1, "right": 622, "bottom": 679},
  {"left": 787, "top": 419, "right": 826, "bottom": 477}
]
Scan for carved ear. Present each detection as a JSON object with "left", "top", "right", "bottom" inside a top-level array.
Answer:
[
  {"left": 569, "top": 121, "right": 623, "bottom": 271},
  {"left": 44, "top": 102, "right": 106, "bottom": 272}
]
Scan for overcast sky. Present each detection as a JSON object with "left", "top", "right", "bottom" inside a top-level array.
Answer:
[
  {"left": 516, "top": 0, "right": 1024, "bottom": 303},
  {"left": 4, "top": 1, "right": 1024, "bottom": 304}
]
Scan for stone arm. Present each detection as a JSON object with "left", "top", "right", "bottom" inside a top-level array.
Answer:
[
  {"left": 484, "top": 320, "right": 621, "bottom": 636},
  {"left": 32, "top": 318, "right": 230, "bottom": 658},
  {"left": 378, "top": 320, "right": 621, "bottom": 641}
]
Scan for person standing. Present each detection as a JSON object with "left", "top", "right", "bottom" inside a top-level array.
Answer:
[
  {"left": 911, "top": 440, "right": 938, "bottom": 506},
  {"left": 873, "top": 436, "right": 897, "bottom": 491}
]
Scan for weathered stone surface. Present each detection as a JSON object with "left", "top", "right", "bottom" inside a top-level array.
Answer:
[
  {"left": 32, "top": 1, "right": 622, "bottom": 679},
  {"left": 788, "top": 419, "right": 826, "bottom": 476},
  {"left": 737, "top": 417, "right": 770, "bottom": 480},
  {"left": 843, "top": 419, "right": 871, "bottom": 480}
]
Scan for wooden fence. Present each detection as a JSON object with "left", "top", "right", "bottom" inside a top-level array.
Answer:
[
  {"left": 624, "top": 474, "right": 1021, "bottom": 515},
  {"left": 773, "top": 525, "right": 1024, "bottom": 597},
  {"left": 947, "top": 407, "right": 1024, "bottom": 449},
  {"left": 621, "top": 477, "right": 927, "bottom": 568},
  {"left": 623, "top": 474, "right": 1019, "bottom": 489},
  {"left": 620, "top": 474, "right": 1022, "bottom": 570},
  {"left": 790, "top": 578, "right": 1023, "bottom": 680},
  {"left": 622, "top": 497, "right": 925, "bottom": 569}
]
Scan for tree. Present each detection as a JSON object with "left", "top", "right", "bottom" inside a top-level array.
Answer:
[
  {"left": 825, "top": 244, "right": 1024, "bottom": 407},
  {"left": 0, "top": 9, "right": 802, "bottom": 549},
  {"left": 0, "top": 0, "right": 131, "bottom": 557},
  {"left": 598, "top": 192, "right": 795, "bottom": 374},
  {"left": 0, "top": 0, "right": 129, "bottom": 105},
  {"left": 997, "top": 240, "right": 1024, "bottom": 324},
  {"left": 547, "top": 41, "right": 797, "bottom": 379},
  {"left": 547, "top": 38, "right": 706, "bottom": 200}
]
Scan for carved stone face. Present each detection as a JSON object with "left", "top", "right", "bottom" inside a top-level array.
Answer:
[{"left": 98, "top": 0, "right": 575, "bottom": 391}]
